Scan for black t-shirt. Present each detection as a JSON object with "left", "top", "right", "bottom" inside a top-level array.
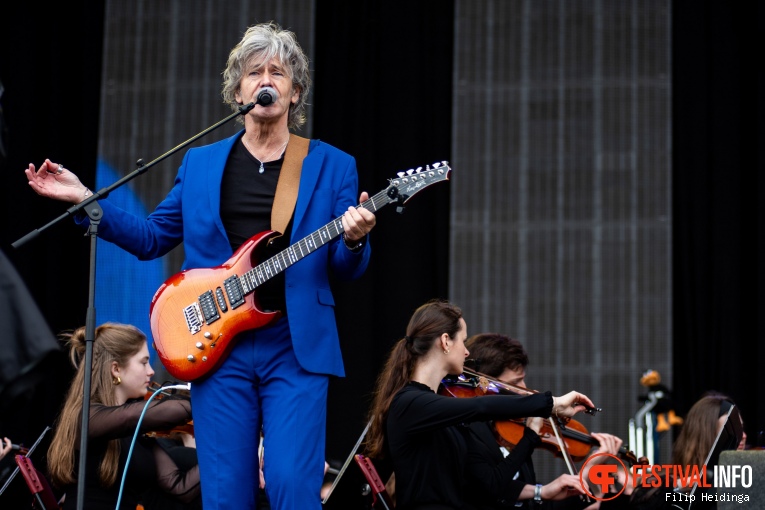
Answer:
[{"left": 220, "top": 138, "right": 292, "bottom": 313}]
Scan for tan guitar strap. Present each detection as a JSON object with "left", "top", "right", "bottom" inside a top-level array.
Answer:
[{"left": 271, "top": 134, "right": 309, "bottom": 235}]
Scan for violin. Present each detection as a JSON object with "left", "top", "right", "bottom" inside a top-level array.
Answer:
[
  {"left": 492, "top": 416, "right": 639, "bottom": 464},
  {"left": 440, "top": 370, "right": 639, "bottom": 465},
  {"left": 143, "top": 382, "right": 194, "bottom": 438}
]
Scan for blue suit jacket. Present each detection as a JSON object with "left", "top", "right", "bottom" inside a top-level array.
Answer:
[{"left": 88, "top": 129, "right": 371, "bottom": 377}]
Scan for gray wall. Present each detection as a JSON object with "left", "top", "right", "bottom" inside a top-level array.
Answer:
[{"left": 450, "top": 0, "right": 673, "bottom": 478}]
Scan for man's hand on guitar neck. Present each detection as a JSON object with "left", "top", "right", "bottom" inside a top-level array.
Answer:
[{"left": 341, "top": 191, "right": 376, "bottom": 247}]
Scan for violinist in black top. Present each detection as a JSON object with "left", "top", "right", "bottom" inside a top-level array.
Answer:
[
  {"left": 47, "top": 323, "right": 200, "bottom": 510},
  {"left": 364, "top": 300, "right": 594, "bottom": 510},
  {"left": 463, "top": 333, "right": 626, "bottom": 509}
]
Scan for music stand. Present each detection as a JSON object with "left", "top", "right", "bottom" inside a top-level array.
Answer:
[
  {"left": 702, "top": 404, "right": 744, "bottom": 469},
  {"left": 671, "top": 404, "right": 744, "bottom": 508},
  {"left": 14, "top": 455, "right": 59, "bottom": 510},
  {"left": 322, "top": 419, "right": 371, "bottom": 505},
  {"left": 0, "top": 426, "right": 52, "bottom": 497},
  {"left": 354, "top": 454, "right": 394, "bottom": 510}
]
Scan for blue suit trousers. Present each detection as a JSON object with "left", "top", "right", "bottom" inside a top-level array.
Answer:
[{"left": 191, "top": 318, "right": 328, "bottom": 510}]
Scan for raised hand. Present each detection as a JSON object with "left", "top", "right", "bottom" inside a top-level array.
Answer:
[{"left": 25, "top": 159, "right": 91, "bottom": 204}]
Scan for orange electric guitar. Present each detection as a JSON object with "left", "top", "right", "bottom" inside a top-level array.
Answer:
[{"left": 149, "top": 162, "right": 451, "bottom": 381}]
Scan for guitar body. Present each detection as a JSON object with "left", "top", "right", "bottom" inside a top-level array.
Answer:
[{"left": 149, "top": 230, "right": 281, "bottom": 381}]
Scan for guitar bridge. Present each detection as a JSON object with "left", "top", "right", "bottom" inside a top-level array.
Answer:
[{"left": 183, "top": 302, "right": 203, "bottom": 335}]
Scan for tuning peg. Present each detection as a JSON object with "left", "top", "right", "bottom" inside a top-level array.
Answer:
[
  {"left": 416, "top": 166, "right": 423, "bottom": 173},
  {"left": 397, "top": 172, "right": 405, "bottom": 178},
  {"left": 406, "top": 169, "right": 415, "bottom": 175},
  {"left": 432, "top": 162, "right": 441, "bottom": 168}
]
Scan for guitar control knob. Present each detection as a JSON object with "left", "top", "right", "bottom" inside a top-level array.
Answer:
[
  {"left": 195, "top": 342, "right": 204, "bottom": 350},
  {"left": 204, "top": 332, "right": 213, "bottom": 339},
  {"left": 186, "top": 355, "right": 196, "bottom": 362}
]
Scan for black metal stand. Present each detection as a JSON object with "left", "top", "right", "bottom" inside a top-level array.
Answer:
[
  {"left": 76, "top": 201, "right": 100, "bottom": 508},
  {"left": 11, "top": 101, "right": 255, "bottom": 510}
]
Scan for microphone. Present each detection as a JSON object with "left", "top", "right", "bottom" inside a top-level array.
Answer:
[{"left": 256, "top": 87, "right": 278, "bottom": 106}]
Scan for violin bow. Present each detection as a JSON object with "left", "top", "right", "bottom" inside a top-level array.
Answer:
[{"left": 548, "top": 416, "right": 591, "bottom": 502}]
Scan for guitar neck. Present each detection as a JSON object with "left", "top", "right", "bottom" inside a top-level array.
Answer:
[{"left": 238, "top": 188, "right": 390, "bottom": 295}]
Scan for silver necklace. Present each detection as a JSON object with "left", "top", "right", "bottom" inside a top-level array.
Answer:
[{"left": 242, "top": 137, "right": 289, "bottom": 174}]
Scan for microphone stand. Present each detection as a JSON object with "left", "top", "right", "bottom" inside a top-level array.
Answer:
[{"left": 11, "top": 101, "right": 255, "bottom": 510}]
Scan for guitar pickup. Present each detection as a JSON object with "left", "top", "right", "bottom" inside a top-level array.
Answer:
[
  {"left": 215, "top": 287, "right": 228, "bottom": 312},
  {"left": 224, "top": 275, "right": 245, "bottom": 309},
  {"left": 198, "top": 291, "right": 220, "bottom": 324}
]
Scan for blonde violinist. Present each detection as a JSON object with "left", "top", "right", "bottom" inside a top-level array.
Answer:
[{"left": 47, "top": 323, "right": 200, "bottom": 510}]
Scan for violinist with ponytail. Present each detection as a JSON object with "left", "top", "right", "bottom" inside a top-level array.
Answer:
[
  {"left": 47, "top": 323, "right": 200, "bottom": 509},
  {"left": 365, "top": 300, "right": 594, "bottom": 510}
]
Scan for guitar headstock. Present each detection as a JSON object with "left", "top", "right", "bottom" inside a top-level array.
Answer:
[{"left": 386, "top": 161, "right": 451, "bottom": 205}]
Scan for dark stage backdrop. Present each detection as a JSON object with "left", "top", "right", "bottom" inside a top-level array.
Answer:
[
  {"left": 0, "top": 2, "right": 106, "bottom": 504},
  {"left": 671, "top": 0, "right": 764, "bottom": 449},
  {"left": 0, "top": 0, "right": 762, "bottom": 505}
]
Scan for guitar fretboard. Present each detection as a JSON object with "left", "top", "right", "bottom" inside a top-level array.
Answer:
[
  {"left": 238, "top": 188, "right": 390, "bottom": 295},
  {"left": 236, "top": 161, "right": 450, "bottom": 295}
]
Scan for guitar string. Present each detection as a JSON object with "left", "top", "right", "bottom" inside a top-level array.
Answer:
[{"left": 245, "top": 188, "right": 392, "bottom": 288}]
